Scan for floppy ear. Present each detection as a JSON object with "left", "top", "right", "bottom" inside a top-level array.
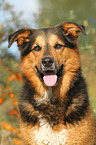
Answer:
[
  {"left": 61, "top": 21, "right": 86, "bottom": 37},
  {"left": 8, "top": 28, "right": 33, "bottom": 48}
]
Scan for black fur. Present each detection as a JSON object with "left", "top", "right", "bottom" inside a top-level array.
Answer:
[
  {"left": 18, "top": 26, "right": 77, "bottom": 57},
  {"left": 19, "top": 105, "right": 38, "bottom": 125},
  {"left": 59, "top": 25, "right": 77, "bottom": 48},
  {"left": 19, "top": 70, "right": 89, "bottom": 126}
]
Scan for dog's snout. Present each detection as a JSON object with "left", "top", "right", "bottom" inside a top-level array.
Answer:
[{"left": 42, "top": 57, "right": 54, "bottom": 67}]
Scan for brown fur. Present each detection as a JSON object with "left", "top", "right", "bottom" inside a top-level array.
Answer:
[
  {"left": 20, "top": 107, "right": 95, "bottom": 145},
  {"left": 8, "top": 21, "right": 96, "bottom": 145}
]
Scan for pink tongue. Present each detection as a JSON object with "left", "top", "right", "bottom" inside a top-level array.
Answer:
[{"left": 43, "top": 75, "right": 57, "bottom": 86}]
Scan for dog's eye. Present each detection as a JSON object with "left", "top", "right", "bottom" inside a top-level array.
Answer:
[
  {"left": 54, "top": 44, "right": 64, "bottom": 50},
  {"left": 33, "top": 45, "right": 41, "bottom": 51}
]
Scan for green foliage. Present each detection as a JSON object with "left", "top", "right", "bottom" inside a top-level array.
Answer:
[
  {"left": 0, "top": 56, "right": 21, "bottom": 97},
  {"left": 0, "top": 0, "right": 30, "bottom": 57},
  {"left": 0, "top": 56, "right": 22, "bottom": 145},
  {"left": 35, "top": 0, "right": 96, "bottom": 27},
  {"left": 1, "top": 0, "right": 29, "bottom": 36}
]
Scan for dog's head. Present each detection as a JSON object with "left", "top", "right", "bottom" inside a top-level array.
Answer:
[{"left": 8, "top": 22, "right": 86, "bottom": 87}]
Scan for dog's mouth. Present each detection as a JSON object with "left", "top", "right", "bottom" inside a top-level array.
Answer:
[{"left": 35, "top": 64, "right": 63, "bottom": 87}]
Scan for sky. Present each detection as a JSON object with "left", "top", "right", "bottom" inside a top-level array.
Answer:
[
  {"left": 7, "top": 0, "right": 39, "bottom": 20},
  {"left": 5, "top": 0, "right": 40, "bottom": 58}
]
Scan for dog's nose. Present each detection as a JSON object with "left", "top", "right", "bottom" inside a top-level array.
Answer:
[{"left": 42, "top": 57, "right": 54, "bottom": 67}]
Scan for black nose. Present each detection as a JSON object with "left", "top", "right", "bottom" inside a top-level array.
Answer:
[{"left": 42, "top": 57, "right": 54, "bottom": 67}]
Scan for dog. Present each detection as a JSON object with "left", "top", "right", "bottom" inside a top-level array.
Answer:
[{"left": 8, "top": 21, "right": 96, "bottom": 145}]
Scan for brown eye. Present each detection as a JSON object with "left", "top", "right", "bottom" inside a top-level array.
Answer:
[
  {"left": 54, "top": 43, "right": 64, "bottom": 50},
  {"left": 33, "top": 45, "right": 42, "bottom": 51}
]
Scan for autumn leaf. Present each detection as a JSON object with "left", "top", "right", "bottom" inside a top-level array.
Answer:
[
  {"left": 9, "top": 92, "right": 18, "bottom": 106},
  {"left": 7, "top": 72, "right": 23, "bottom": 82},
  {"left": 9, "top": 109, "right": 20, "bottom": 118},
  {"left": 10, "top": 71, "right": 14, "bottom": 75},
  {"left": 0, "top": 98, "right": 5, "bottom": 104},
  {"left": 17, "top": 113, "right": 20, "bottom": 118},
  {"left": 9, "top": 92, "right": 14, "bottom": 98},
  {"left": 1, "top": 122, "right": 19, "bottom": 135},
  {"left": 12, "top": 97, "right": 18, "bottom": 105},
  {"left": 9, "top": 109, "right": 18, "bottom": 115},
  {"left": 7, "top": 74, "right": 16, "bottom": 82},
  {"left": 5, "top": 87, "right": 9, "bottom": 90},
  {"left": 16, "top": 73, "right": 23, "bottom": 82},
  {"left": 2, "top": 122, "right": 15, "bottom": 131},
  {"left": 16, "top": 132, "right": 22, "bottom": 138},
  {"left": 13, "top": 138, "right": 23, "bottom": 145}
]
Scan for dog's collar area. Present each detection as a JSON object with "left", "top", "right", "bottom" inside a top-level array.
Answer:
[{"left": 35, "top": 64, "right": 64, "bottom": 87}]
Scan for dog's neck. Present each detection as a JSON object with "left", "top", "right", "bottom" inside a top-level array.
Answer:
[
  {"left": 21, "top": 72, "right": 89, "bottom": 125},
  {"left": 35, "top": 87, "right": 53, "bottom": 104}
]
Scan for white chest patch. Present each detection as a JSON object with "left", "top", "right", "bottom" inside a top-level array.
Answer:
[{"left": 34, "top": 119, "right": 68, "bottom": 145}]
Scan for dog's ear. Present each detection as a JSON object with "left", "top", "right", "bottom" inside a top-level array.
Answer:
[
  {"left": 61, "top": 22, "right": 86, "bottom": 37},
  {"left": 8, "top": 28, "right": 33, "bottom": 48}
]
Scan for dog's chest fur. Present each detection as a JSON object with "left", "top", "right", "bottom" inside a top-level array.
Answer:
[
  {"left": 34, "top": 89, "right": 67, "bottom": 145},
  {"left": 34, "top": 118, "right": 68, "bottom": 145},
  {"left": 19, "top": 76, "right": 95, "bottom": 145}
]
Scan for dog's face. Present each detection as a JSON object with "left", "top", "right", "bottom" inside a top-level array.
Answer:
[{"left": 8, "top": 22, "right": 86, "bottom": 88}]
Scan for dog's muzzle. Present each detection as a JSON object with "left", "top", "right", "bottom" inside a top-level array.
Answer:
[{"left": 35, "top": 57, "right": 63, "bottom": 87}]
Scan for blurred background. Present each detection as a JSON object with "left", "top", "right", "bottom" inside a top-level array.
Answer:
[{"left": 0, "top": 0, "right": 96, "bottom": 144}]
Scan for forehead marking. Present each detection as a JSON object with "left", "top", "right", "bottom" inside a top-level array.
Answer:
[
  {"left": 35, "top": 35, "right": 45, "bottom": 46},
  {"left": 48, "top": 34, "right": 64, "bottom": 45},
  {"left": 33, "top": 34, "right": 64, "bottom": 50}
]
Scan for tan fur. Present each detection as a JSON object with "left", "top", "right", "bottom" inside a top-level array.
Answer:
[
  {"left": 16, "top": 30, "right": 31, "bottom": 46},
  {"left": 20, "top": 34, "right": 80, "bottom": 98},
  {"left": 62, "top": 23, "right": 86, "bottom": 37},
  {"left": 20, "top": 107, "right": 95, "bottom": 145}
]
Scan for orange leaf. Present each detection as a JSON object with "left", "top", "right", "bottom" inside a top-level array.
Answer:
[
  {"left": 12, "top": 98, "right": 18, "bottom": 105},
  {"left": 17, "top": 112, "right": 20, "bottom": 118},
  {"left": 16, "top": 132, "right": 21, "bottom": 138},
  {"left": 1, "top": 122, "right": 19, "bottom": 134},
  {"left": 9, "top": 109, "right": 19, "bottom": 116},
  {"left": 10, "top": 71, "right": 14, "bottom": 75},
  {"left": 0, "top": 98, "right": 5, "bottom": 104},
  {"left": 13, "top": 138, "right": 22, "bottom": 145},
  {"left": 2, "top": 122, "right": 14, "bottom": 131},
  {"left": 5, "top": 87, "right": 9, "bottom": 90},
  {"left": 16, "top": 73, "right": 23, "bottom": 82},
  {"left": 7, "top": 75, "right": 16, "bottom": 82},
  {"left": 9, "top": 92, "right": 14, "bottom": 98},
  {"left": 9, "top": 92, "right": 18, "bottom": 106},
  {"left": 9, "top": 109, "right": 18, "bottom": 115}
]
